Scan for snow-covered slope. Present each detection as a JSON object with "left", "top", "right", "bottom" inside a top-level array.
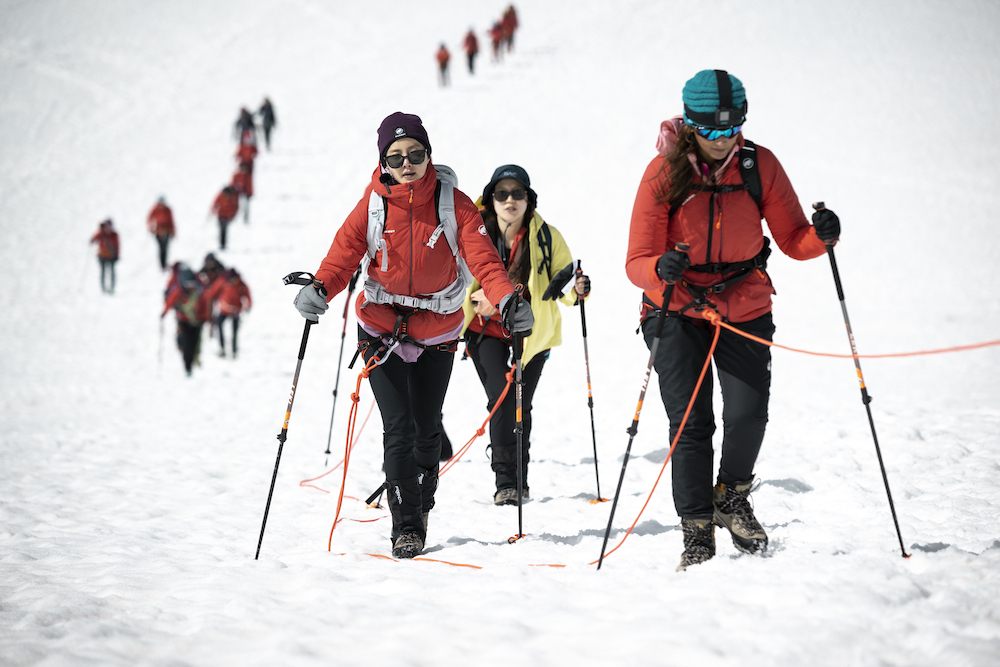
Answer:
[{"left": 2, "top": 1, "right": 999, "bottom": 665}]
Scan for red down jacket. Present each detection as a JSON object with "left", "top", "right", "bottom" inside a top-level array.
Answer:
[
  {"left": 627, "top": 125, "right": 827, "bottom": 323},
  {"left": 315, "top": 163, "right": 515, "bottom": 341}
]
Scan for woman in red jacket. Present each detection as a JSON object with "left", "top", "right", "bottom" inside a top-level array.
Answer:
[
  {"left": 206, "top": 268, "right": 252, "bottom": 358},
  {"left": 90, "top": 219, "right": 119, "bottom": 294},
  {"left": 211, "top": 185, "right": 240, "bottom": 250},
  {"left": 293, "top": 112, "right": 533, "bottom": 559},
  {"left": 147, "top": 197, "right": 176, "bottom": 270},
  {"left": 627, "top": 70, "right": 841, "bottom": 570}
]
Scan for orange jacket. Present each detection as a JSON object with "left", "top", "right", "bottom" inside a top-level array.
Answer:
[
  {"left": 315, "top": 163, "right": 515, "bottom": 341},
  {"left": 464, "top": 31, "right": 478, "bottom": 55},
  {"left": 212, "top": 189, "right": 240, "bottom": 219},
  {"left": 206, "top": 276, "right": 252, "bottom": 316},
  {"left": 147, "top": 203, "right": 175, "bottom": 237},
  {"left": 436, "top": 46, "right": 450, "bottom": 67},
  {"left": 91, "top": 228, "right": 119, "bottom": 260},
  {"left": 627, "top": 135, "right": 826, "bottom": 323},
  {"left": 231, "top": 170, "right": 253, "bottom": 197}
]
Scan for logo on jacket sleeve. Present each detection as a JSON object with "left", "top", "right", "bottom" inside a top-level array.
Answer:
[{"left": 478, "top": 224, "right": 488, "bottom": 236}]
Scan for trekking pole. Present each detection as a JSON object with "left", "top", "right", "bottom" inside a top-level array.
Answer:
[
  {"left": 509, "top": 285, "right": 529, "bottom": 544},
  {"left": 597, "top": 243, "right": 688, "bottom": 569},
  {"left": 542, "top": 260, "right": 604, "bottom": 501},
  {"left": 575, "top": 260, "right": 605, "bottom": 502},
  {"left": 255, "top": 271, "right": 322, "bottom": 560},
  {"left": 323, "top": 266, "right": 362, "bottom": 466},
  {"left": 813, "top": 203, "right": 910, "bottom": 558}
]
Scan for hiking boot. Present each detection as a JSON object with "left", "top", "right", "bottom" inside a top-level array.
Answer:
[
  {"left": 392, "top": 529, "right": 423, "bottom": 559},
  {"left": 493, "top": 487, "right": 529, "bottom": 506},
  {"left": 494, "top": 487, "right": 518, "bottom": 506},
  {"left": 713, "top": 478, "right": 768, "bottom": 554},
  {"left": 677, "top": 517, "right": 716, "bottom": 571}
]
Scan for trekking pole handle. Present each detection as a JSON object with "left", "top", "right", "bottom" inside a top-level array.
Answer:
[{"left": 283, "top": 271, "right": 327, "bottom": 296}]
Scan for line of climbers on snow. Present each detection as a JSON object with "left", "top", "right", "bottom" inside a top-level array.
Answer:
[
  {"left": 156, "top": 101, "right": 275, "bottom": 375},
  {"left": 435, "top": 4, "right": 518, "bottom": 87},
  {"left": 90, "top": 101, "right": 276, "bottom": 376},
  {"left": 262, "top": 67, "right": 847, "bottom": 569}
]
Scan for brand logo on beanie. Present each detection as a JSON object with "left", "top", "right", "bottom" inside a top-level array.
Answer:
[
  {"left": 394, "top": 127, "right": 406, "bottom": 138},
  {"left": 501, "top": 170, "right": 516, "bottom": 178},
  {"left": 742, "top": 157, "right": 755, "bottom": 170}
]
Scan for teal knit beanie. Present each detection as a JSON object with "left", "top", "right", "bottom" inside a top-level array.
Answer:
[{"left": 682, "top": 70, "right": 747, "bottom": 128}]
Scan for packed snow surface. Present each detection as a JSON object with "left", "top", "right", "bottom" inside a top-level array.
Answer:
[{"left": 2, "top": 1, "right": 999, "bottom": 665}]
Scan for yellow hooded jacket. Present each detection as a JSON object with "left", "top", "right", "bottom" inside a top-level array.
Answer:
[{"left": 460, "top": 210, "right": 586, "bottom": 365}]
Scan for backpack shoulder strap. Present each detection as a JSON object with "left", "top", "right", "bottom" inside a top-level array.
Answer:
[
  {"left": 536, "top": 221, "right": 553, "bottom": 279},
  {"left": 739, "top": 139, "right": 763, "bottom": 213},
  {"left": 366, "top": 190, "right": 389, "bottom": 271}
]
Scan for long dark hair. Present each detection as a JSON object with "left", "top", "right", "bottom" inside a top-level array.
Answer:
[
  {"left": 481, "top": 191, "right": 536, "bottom": 288},
  {"left": 654, "top": 124, "right": 701, "bottom": 208}
]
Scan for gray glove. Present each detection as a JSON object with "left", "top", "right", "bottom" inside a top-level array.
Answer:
[
  {"left": 293, "top": 283, "right": 328, "bottom": 322},
  {"left": 499, "top": 293, "right": 534, "bottom": 336}
]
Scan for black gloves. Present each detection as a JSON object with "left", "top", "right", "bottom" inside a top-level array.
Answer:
[
  {"left": 812, "top": 208, "right": 840, "bottom": 242},
  {"left": 656, "top": 249, "right": 690, "bottom": 284}
]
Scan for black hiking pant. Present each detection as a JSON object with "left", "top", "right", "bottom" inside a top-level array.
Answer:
[
  {"left": 217, "top": 314, "right": 240, "bottom": 356},
  {"left": 99, "top": 258, "right": 116, "bottom": 293},
  {"left": 642, "top": 312, "right": 774, "bottom": 519},
  {"left": 360, "top": 327, "right": 454, "bottom": 480},
  {"left": 155, "top": 235, "right": 170, "bottom": 270},
  {"left": 467, "top": 52, "right": 476, "bottom": 74},
  {"left": 360, "top": 327, "right": 453, "bottom": 540},
  {"left": 466, "top": 335, "right": 548, "bottom": 491},
  {"left": 178, "top": 320, "right": 203, "bottom": 375},
  {"left": 218, "top": 216, "right": 232, "bottom": 249}
]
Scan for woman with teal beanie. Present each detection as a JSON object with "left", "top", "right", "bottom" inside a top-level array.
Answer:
[{"left": 626, "top": 70, "right": 842, "bottom": 569}]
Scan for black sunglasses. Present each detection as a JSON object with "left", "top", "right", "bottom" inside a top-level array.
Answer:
[
  {"left": 384, "top": 149, "right": 427, "bottom": 169},
  {"left": 493, "top": 188, "right": 527, "bottom": 202}
]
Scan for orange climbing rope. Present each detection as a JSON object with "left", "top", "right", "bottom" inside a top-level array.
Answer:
[
  {"left": 589, "top": 319, "right": 721, "bottom": 566},
  {"left": 439, "top": 369, "right": 514, "bottom": 476},
  {"left": 712, "top": 317, "right": 1000, "bottom": 359},
  {"left": 327, "top": 355, "right": 379, "bottom": 550},
  {"left": 299, "top": 398, "right": 375, "bottom": 493}
]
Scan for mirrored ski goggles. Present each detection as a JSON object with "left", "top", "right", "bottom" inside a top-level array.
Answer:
[
  {"left": 384, "top": 149, "right": 427, "bottom": 169},
  {"left": 493, "top": 188, "right": 527, "bottom": 202},
  {"left": 692, "top": 124, "right": 742, "bottom": 141}
]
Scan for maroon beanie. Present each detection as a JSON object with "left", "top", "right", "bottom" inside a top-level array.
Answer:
[{"left": 377, "top": 112, "right": 431, "bottom": 158}]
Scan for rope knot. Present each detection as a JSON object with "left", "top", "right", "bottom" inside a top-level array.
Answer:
[
  {"left": 351, "top": 392, "right": 360, "bottom": 403},
  {"left": 702, "top": 309, "right": 721, "bottom": 326}
]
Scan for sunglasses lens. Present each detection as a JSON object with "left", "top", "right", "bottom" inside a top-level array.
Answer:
[
  {"left": 384, "top": 150, "right": 427, "bottom": 169},
  {"left": 695, "top": 125, "right": 741, "bottom": 140},
  {"left": 493, "top": 188, "right": 527, "bottom": 202}
]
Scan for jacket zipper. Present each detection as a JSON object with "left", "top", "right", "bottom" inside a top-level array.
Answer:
[
  {"left": 706, "top": 192, "right": 715, "bottom": 264},
  {"left": 408, "top": 183, "right": 414, "bottom": 296}
]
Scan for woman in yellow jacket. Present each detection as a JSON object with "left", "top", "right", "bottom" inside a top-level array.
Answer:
[{"left": 461, "top": 165, "right": 591, "bottom": 505}]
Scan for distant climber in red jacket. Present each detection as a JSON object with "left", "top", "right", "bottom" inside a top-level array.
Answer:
[{"left": 90, "top": 219, "right": 119, "bottom": 294}]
